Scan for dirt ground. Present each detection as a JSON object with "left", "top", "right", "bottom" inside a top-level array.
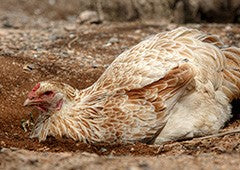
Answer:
[{"left": 1, "top": 3, "right": 240, "bottom": 170}]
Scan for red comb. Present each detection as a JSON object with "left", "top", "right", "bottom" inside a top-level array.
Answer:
[
  {"left": 32, "top": 83, "right": 40, "bottom": 92},
  {"left": 28, "top": 83, "right": 40, "bottom": 99}
]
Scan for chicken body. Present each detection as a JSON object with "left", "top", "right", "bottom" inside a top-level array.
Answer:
[{"left": 24, "top": 27, "right": 240, "bottom": 144}]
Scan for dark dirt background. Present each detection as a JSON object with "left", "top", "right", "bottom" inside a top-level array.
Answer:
[{"left": 1, "top": 0, "right": 240, "bottom": 169}]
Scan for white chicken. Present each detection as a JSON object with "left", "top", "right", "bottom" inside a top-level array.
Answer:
[{"left": 24, "top": 27, "right": 240, "bottom": 144}]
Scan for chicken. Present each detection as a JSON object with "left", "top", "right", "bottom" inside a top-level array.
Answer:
[{"left": 23, "top": 27, "right": 240, "bottom": 145}]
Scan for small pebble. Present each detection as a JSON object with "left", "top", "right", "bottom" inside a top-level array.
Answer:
[
  {"left": 99, "top": 147, "right": 107, "bottom": 152},
  {"left": 64, "top": 25, "right": 76, "bottom": 31},
  {"left": 225, "top": 25, "right": 232, "bottom": 31},
  {"left": 77, "top": 10, "right": 102, "bottom": 24},
  {"left": 108, "top": 37, "right": 119, "bottom": 44},
  {"left": 48, "top": 0, "right": 56, "bottom": 5},
  {"left": 69, "top": 33, "right": 75, "bottom": 39},
  {"left": 33, "top": 54, "right": 38, "bottom": 58},
  {"left": 135, "top": 29, "right": 141, "bottom": 34},
  {"left": 103, "top": 43, "right": 112, "bottom": 47},
  {"left": 103, "top": 37, "right": 120, "bottom": 47}
]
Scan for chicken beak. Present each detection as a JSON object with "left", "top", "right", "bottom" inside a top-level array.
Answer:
[{"left": 23, "top": 98, "right": 32, "bottom": 107}]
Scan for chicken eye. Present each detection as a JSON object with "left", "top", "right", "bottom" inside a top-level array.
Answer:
[{"left": 43, "top": 91, "right": 53, "bottom": 96}]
